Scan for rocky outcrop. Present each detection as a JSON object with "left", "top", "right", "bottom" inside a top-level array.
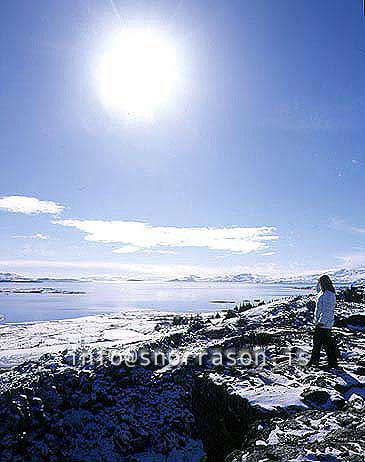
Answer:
[
  {"left": 0, "top": 358, "right": 202, "bottom": 462},
  {"left": 226, "top": 400, "right": 365, "bottom": 462},
  {"left": 192, "top": 374, "right": 254, "bottom": 462},
  {"left": 335, "top": 313, "right": 365, "bottom": 329}
]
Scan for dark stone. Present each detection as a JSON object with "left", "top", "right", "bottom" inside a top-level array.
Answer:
[
  {"left": 301, "top": 388, "right": 330, "bottom": 406},
  {"left": 192, "top": 374, "right": 254, "bottom": 462},
  {"left": 335, "top": 314, "right": 365, "bottom": 329}
]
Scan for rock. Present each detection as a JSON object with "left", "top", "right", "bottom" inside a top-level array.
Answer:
[
  {"left": 348, "top": 393, "right": 365, "bottom": 411},
  {"left": 255, "top": 439, "right": 267, "bottom": 447},
  {"left": 192, "top": 373, "right": 253, "bottom": 462},
  {"left": 301, "top": 388, "right": 330, "bottom": 406},
  {"left": 356, "top": 366, "right": 365, "bottom": 376}
]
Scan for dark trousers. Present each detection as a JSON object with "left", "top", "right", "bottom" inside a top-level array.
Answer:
[{"left": 309, "top": 326, "right": 339, "bottom": 367}]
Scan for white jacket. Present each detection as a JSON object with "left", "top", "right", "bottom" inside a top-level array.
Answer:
[{"left": 314, "top": 290, "right": 336, "bottom": 329}]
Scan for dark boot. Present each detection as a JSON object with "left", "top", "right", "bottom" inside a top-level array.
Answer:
[
  {"left": 308, "top": 326, "right": 322, "bottom": 366},
  {"left": 322, "top": 328, "right": 339, "bottom": 368}
]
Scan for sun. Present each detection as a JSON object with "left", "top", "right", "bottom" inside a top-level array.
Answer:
[{"left": 97, "top": 28, "right": 180, "bottom": 119}]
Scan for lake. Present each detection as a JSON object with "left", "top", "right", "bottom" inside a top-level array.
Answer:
[{"left": 0, "top": 281, "right": 312, "bottom": 323}]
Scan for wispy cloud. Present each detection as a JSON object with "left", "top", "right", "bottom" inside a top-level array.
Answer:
[
  {"left": 261, "top": 252, "right": 275, "bottom": 256},
  {"left": 330, "top": 217, "right": 365, "bottom": 235},
  {"left": 113, "top": 245, "right": 142, "bottom": 254},
  {"left": 0, "top": 259, "right": 280, "bottom": 278},
  {"left": 54, "top": 220, "right": 279, "bottom": 254},
  {"left": 348, "top": 226, "right": 365, "bottom": 234},
  {"left": 337, "top": 253, "right": 365, "bottom": 267},
  {"left": 113, "top": 247, "right": 177, "bottom": 255},
  {"left": 0, "top": 259, "right": 207, "bottom": 278},
  {"left": 12, "top": 233, "right": 49, "bottom": 240},
  {"left": 0, "top": 196, "right": 64, "bottom": 215}
]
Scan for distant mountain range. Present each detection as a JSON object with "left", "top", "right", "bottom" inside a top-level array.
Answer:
[
  {"left": 169, "top": 268, "right": 365, "bottom": 286},
  {"left": 168, "top": 273, "right": 269, "bottom": 284},
  {"left": 274, "top": 268, "right": 365, "bottom": 286},
  {"left": 0, "top": 273, "right": 81, "bottom": 283},
  {"left": 2, "top": 268, "right": 365, "bottom": 286}
]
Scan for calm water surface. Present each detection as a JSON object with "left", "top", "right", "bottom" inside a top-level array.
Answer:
[{"left": 0, "top": 281, "right": 312, "bottom": 323}]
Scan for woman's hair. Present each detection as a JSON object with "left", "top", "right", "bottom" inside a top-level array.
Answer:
[{"left": 318, "top": 274, "right": 336, "bottom": 293}]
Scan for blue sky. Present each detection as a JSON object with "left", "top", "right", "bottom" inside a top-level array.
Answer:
[{"left": 0, "top": 0, "right": 364, "bottom": 279}]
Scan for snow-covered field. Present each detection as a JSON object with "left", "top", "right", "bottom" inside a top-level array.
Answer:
[{"left": 0, "top": 310, "right": 187, "bottom": 368}]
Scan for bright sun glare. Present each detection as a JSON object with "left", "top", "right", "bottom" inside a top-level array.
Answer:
[{"left": 97, "top": 28, "right": 180, "bottom": 119}]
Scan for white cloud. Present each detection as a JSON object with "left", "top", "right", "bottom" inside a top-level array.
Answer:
[
  {"left": 330, "top": 218, "right": 365, "bottom": 235},
  {"left": 348, "top": 226, "right": 365, "bottom": 234},
  {"left": 0, "top": 196, "right": 64, "bottom": 215},
  {"left": 13, "top": 233, "right": 49, "bottom": 240},
  {"left": 54, "top": 220, "right": 278, "bottom": 254},
  {"left": 337, "top": 253, "right": 365, "bottom": 267},
  {"left": 113, "top": 245, "right": 141, "bottom": 254},
  {"left": 113, "top": 246, "right": 177, "bottom": 255},
  {"left": 261, "top": 252, "right": 275, "bottom": 256},
  {"left": 146, "top": 249, "right": 178, "bottom": 255}
]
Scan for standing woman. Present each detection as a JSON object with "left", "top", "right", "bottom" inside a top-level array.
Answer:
[{"left": 308, "top": 275, "right": 339, "bottom": 369}]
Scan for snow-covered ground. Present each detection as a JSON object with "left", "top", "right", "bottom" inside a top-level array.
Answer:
[
  {"left": 0, "top": 310, "right": 190, "bottom": 368},
  {"left": 1, "top": 292, "right": 365, "bottom": 462}
]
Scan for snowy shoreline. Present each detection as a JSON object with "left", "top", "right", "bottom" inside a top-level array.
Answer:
[
  {"left": 0, "top": 287, "right": 86, "bottom": 295},
  {"left": 0, "top": 309, "right": 195, "bottom": 368}
]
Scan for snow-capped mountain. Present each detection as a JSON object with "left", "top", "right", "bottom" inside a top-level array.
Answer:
[
  {"left": 0, "top": 272, "right": 80, "bottom": 283},
  {"left": 2, "top": 268, "right": 365, "bottom": 285},
  {"left": 169, "top": 273, "right": 272, "bottom": 284},
  {"left": 168, "top": 273, "right": 270, "bottom": 283},
  {"left": 272, "top": 268, "right": 365, "bottom": 286},
  {"left": 170, "top": 268, "right": 365, "bottom": 285},
  {"left": 327, "top": 268, "right": 365, "bottom": 285},
  {"left": 0, "top": 272, "right": 32, "bottom": 282}
]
